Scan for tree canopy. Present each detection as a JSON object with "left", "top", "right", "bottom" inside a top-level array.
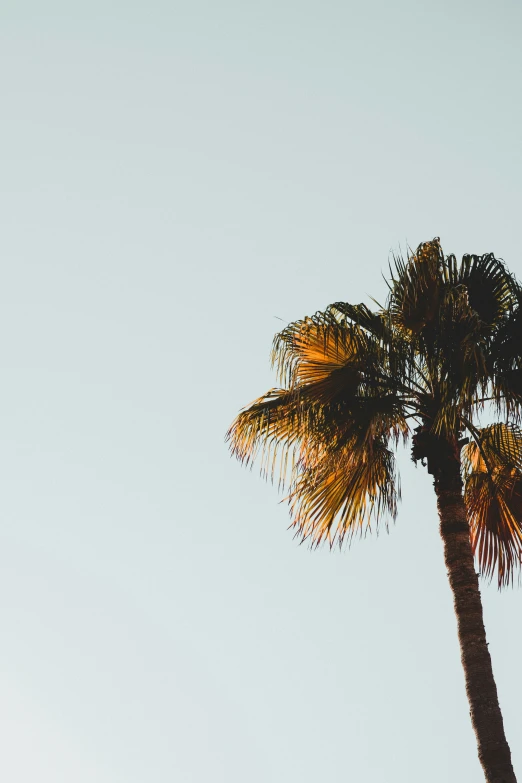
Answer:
[{"left": 227, "top": 239, "right": 522, "bottom": 586}]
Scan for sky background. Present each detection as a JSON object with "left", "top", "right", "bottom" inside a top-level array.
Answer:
[{"left": 0, "top": 1, "right": 521, "bottom": 780}]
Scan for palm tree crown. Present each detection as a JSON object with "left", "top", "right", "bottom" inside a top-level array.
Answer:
[{"left": 227, "top": 238, "right": 522, "bottom": 587}]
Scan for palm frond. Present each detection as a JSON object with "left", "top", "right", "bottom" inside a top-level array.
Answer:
[
  {"left": 490, "top": 285, "right": 522, "bottom": 420},
  {"left": 226, "top": 388, "right": 302, "bottom": 480},
  {"left": 227, "top": 385, "right": 408, "bottom": 486},
  {"left": 462, "top": 424, "right": 522, "bottom": 586},
  {"left": 388, "top": 238, "right": 443, "bottom": 334},
  {"left": 271, "top": 309, "right": 384, "bottom": 391},
  {"left": 446, "top": 252, "right": 517, "bottom": 328},
  {"left": 430, "top": 286, "right": 489, "bottom": 430},
  {"left": 288, "top": 436, "right": 399, "bottom": 547},
  {"left": 328, "top": 301, "right": 430, "bottom": 395},
  {"left": 327, "top": 302, "right": 389, "bottom": 340}
]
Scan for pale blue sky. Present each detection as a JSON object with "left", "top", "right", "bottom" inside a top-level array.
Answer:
[{"left": 0, "top": 1, "right": 521, "bottom": 781}]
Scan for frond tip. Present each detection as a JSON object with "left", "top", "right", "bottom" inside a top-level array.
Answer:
[{"left": 226, "top": 388, "right": 301, "bottom": 483}]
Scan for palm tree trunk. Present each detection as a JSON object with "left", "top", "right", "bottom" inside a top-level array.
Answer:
[{"left": 434, "top": 457, "right": 516, "bottom": 783}]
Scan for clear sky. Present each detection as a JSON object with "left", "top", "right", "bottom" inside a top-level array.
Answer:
[{"left": 0, "top": 1, "right": 521, "bottom": 781}]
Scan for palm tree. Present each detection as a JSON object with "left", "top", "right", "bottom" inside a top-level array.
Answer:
[{"left": 227, "top": 239, "right": 522, "bottom": 782}]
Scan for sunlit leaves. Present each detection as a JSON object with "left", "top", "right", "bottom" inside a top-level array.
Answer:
[
  {"left": 226, "top": 388, "right": 302, "bottom": 482},
  {"left": 228, "top": 238, "right": 522, "bottom": 587},
  {"left": 271, "top": 310, "right": 385, "bottom": 392},
  {"left": 288, "top": 437, "right": 399, "bottom": 547},
  {"left": 227, "top": 311, "right": 409, "bottom": 532},
  {"left": 462, "top": 425, "right": 522, "bottom": 587}
]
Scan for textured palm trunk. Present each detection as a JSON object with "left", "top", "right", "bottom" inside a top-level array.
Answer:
[{"left": 434, "top": 457, "right": 516, "bottom": 783}]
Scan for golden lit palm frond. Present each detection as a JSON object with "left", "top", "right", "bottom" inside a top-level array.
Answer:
[
  {"left": 227, "top": 315, "right": 373, "bottom": 476},
  {"left": 274, "top": 325, "right": 363, "bottom": 396},
  {"left": 462, "top": 424, "right": 522, "bottom": 586},
  {"left": 271, "top": 309, "right": 389, "bottom": 392},
  {"left": 271, "top": 306, "right": 423, "bottom": 406},
  {"left": 226, "top": 387, "right": 303, "bottom": 479},
  {"left": 227, "top": 377, "right": 408, "bottom": 487},
  {"left": 227, "top": 309, "right": 409, "bottom": 522},
  {"left": 288, "top": 435, "right": 399, "bottom": 547},
  {"left": 462, "top": 423, "right": 522, "bottom": 473}
]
